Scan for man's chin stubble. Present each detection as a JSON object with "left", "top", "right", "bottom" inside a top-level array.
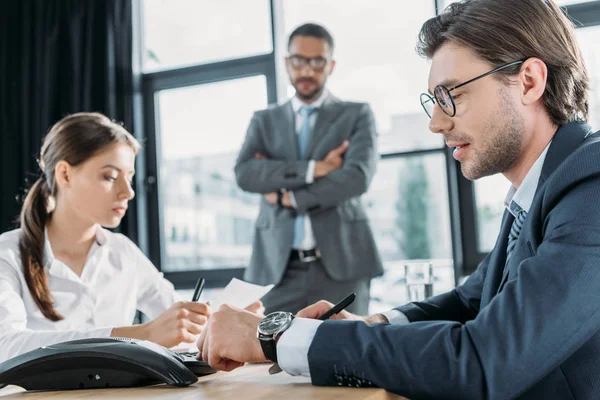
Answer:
[{"left": 295, "top": 86, "right": 322, "bottom": 101}]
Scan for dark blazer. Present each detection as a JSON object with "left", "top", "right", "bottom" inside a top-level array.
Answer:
[
  {"left": 235, "top": 95, "right": 383, "bottom": 285},
  {"left": 307, "top": 122, "right": 600, "bottom": 399}
]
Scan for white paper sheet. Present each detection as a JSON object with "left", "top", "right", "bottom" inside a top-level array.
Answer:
[{"left": 210, "top": 278, "right": 274, "bottom": 310}]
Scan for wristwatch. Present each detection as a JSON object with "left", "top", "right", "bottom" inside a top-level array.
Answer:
[{"left": 257, "top": 311, "right": 294, "bottom": 363}]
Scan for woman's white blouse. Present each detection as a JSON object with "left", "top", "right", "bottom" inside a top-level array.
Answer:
[{"left": 0, "top": 227, "right": 179, "bottom": 362}]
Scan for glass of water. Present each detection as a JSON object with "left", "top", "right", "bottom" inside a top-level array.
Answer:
[{"left": 405, "top": 261, "right": 434, "bottom": 302}]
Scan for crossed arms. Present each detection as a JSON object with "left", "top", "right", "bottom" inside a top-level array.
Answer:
[{"left": 234, "top": 104, "right": 378, "bottom": 213}]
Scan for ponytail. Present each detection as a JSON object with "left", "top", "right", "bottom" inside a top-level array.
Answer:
[{"left": 18, "top": 177, "right": 63, "bottom": 321}]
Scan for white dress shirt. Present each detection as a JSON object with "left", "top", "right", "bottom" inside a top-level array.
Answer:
[
  {"left": 504, "top": 142, "right": 551, "bottom": 215},
  {"left": 0, "top": 227, "right": 179, "bottom": 362},
  {"left": 277, "top": 141, "right": 552, "bottom": 377},
  {"left": 288, "top": 91, "right": 329, "bottom": 250}
]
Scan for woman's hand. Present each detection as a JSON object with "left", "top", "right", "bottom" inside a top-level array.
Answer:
[{"left": 141, "top": 301, "right": 211, "bottom": 348}]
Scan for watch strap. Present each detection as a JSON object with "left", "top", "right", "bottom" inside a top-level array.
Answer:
[{"left": 259, "top": 333, "right": 278, "bottom": 363}]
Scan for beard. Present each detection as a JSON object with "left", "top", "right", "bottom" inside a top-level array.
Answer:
[
  {"left": 292, "top": 77, "right": 325, "bottom": 101},
  {"left": 460, "top": 88, "right": 525, "bottom": 180}
]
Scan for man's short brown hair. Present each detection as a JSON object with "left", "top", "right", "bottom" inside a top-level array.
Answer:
[{"left": 418, "top": 0, "right": 589, "bottom": 125}]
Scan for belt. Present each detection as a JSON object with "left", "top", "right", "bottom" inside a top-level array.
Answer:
[{"left": 290, "top": 248, "right": 321, "bottom": 263}]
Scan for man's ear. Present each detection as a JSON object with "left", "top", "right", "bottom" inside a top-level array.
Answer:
[
  {"left": 327, "top": 59, "right": 336, "bottom": 75},
  {"left": 54, "top": 160, "right": 73, "bottom": 190},
  {"left": 519, "top": 58, "right": 548, "bottom": 106}
]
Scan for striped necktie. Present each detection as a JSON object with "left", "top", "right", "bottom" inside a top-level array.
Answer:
[
  {"left": 506, "top": 208, "right": 527, "bottom": 265},
  {"left": 292, "top": 106, "right": 317, "bottom": 248}
]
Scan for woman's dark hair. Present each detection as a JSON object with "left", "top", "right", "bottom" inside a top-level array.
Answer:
[
  {"left": 417, "top": 0, "right": 588, "bottom": 124},
  {"left": 19, "top": 112, "right": 140, "bottom": 321}
]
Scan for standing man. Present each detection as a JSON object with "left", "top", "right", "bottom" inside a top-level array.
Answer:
[
  {"left": 201, "top": 1, "right": 600, "bottom": 398},
  {"left": 235, "top": 23, "right": 383, "bottom": 315}
]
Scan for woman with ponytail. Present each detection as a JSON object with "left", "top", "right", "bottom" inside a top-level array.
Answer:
[{"left": 0, "top": 113, "right": 227, "bottom": 362}]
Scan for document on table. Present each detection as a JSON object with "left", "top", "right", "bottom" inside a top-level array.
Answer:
[{"left": 170, "top": 278, "right": 273, "bottom": 353}]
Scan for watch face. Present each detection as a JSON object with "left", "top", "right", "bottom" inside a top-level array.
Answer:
[{"left": 259, "top": 312, "right": 292, "bottom": 335}]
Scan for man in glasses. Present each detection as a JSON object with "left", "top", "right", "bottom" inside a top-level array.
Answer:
[
  {"left": 235, "top": 23, "right": 382, "bottom": 315},
  {"left": 201, "top": 1, "right": 600, "bottom": 398}
]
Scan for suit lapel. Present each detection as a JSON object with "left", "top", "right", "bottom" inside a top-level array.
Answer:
[
  {"left": 481, "top": 210, "right": 513, "bottom": 301},
  {"left": 274, "top": 101, "right": 299, "bottom": 160},
  {"left": 491, "top": 122, "right": 592, "bottom": 297},
  {"left": 305, "top": 95, "right": 345, "bottom": 160}
]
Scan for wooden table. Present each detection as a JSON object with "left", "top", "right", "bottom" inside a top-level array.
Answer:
[{"left": 0, "top": 364, "right": 404, "bottom": 399}]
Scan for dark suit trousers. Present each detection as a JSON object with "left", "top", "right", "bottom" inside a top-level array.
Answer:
[{"left": 261, "top": 256, "right": 370, "bottom": 315}]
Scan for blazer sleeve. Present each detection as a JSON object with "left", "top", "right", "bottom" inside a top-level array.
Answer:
[
  {"left": 290, "top": 104, "right": 378, "bottom": 214},
  {"left": 395, "top": 251, "right": 490, "bottom": 324},
  {"left": 307, "top": 176, "right": 600, "bottom": 399},
  {"left": 234, "top": 112, "right": 313, "bottom": 194}
]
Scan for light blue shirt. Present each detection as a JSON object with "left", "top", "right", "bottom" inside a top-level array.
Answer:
[
  {"left": 277, "top": 141, "right": 552, "bottom": 377},
  {"left": 288, "top": 90, "right": 329, "bottom": 250}
]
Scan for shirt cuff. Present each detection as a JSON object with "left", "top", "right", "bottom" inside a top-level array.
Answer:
[
  {"left": 277, "top": 318, "right": 322, "bottom": 377},
  {"left": 288, "top": 191, "right": 298, "bottom": 209},
  {"left": 380, "top": 309, "right": 410, "bottom": 325},
  {"left": 306, "top": 160, "right": 316, "bottom": 184}
]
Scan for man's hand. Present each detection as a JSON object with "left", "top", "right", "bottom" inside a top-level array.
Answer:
[
  {"left": 138, "top": 301, "right": 211, "bottom": 348},
  {"left": 296, "top": 300, "right": 363, "bottom": 321},
  {"left": 314, "top": 140, "right": 350, "bottom": 179},
  {"left": 265, "top": 191, "right": 292, "bottom": 207},
  {"left": 197, "top": 304, "right": 266, "bottom": 371},
  {"left": 297, "top": 300, "right": 388, "bottom": 325},
  {"left": 254, "top": 152, "right": 267, "bottom": 160}
]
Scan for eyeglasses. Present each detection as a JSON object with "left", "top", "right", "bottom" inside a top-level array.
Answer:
[
  {"left": 420, "top": 60, "right": 524, "bottom": 118},
  {"left": 286, "top": 55, "right": 329, "bottom": 72}
]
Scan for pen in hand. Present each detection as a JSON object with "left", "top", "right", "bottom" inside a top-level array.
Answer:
[
  {"left": 270, "top": 293, "right": 355, "bottom": 376},
  {"left": 319, "top": 292, "right": 356, "bottom": 320},
  {"left": 192, "top": 278, "right": 205, "bottom": 302}
]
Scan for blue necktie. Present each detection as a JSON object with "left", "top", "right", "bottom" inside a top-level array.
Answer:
[
  {"left": 293, "top": 106, "right": 317, "bottom": 248},
  {"left": 506, "top": 207, "right": 527, "bottom": 265}
]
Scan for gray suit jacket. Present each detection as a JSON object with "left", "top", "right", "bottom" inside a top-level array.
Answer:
[
  {"left": 308, "top": 122, "right": 600, "bottom": 399},
  {"left": 235, "top": 95, "right": 384, "bottom": 285}
]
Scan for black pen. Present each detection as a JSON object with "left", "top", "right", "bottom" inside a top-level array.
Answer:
[
  {"left": 319, "top": 292, "right": 356, "bottom": 320},
  {"left": 191, "top": 278, "right": 205, "bottom": 302}
]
